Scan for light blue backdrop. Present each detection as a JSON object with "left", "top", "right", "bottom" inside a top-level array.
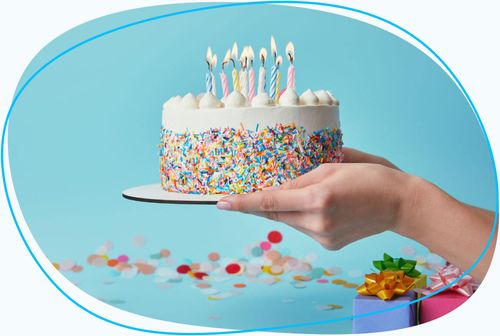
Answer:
[{"left": 7, "top": 2, "right": 496, "bottom": 334}]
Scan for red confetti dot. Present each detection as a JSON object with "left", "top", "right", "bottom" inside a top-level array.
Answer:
[
  {"left": 193, "top": 272, "right": 208, "bottom": 280},
  {"left": 268, "top": 231, "right": 283, "bottom": 244},
  {"left": 177, "top": 264, "right": 191, "bottom": 274},
  {"left": 225, "top": 263, "right": 241, "bottom": 274}
]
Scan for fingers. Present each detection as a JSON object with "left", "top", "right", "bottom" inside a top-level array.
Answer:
[
  {"left": 343, "top": 148, "right": 399, "bottom": 170},
  {"left": 217, "top": 185, "right": 318, "bottom": 212},
  {"left": 278, "top": 163, "right": 339, "bottom": 190}
]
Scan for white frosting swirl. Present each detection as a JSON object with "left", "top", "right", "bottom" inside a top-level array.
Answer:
[
  {"left": 251, "top": 92, "right": 273, "bottom": 107},
  {"left": 279, "top": 88, "right": 300, "bottom": 106},
  {"left": 163, "top": 95, "right": 182, "bottom": 110},
  {"left": 224, "top": 91, "right": 247, "bottom": 108},
  {"left": 327, "top": 91, "right": 340, "bottom": 106},
  {"left": 182, "top": 93, "right": 198, "bottom": 109},
  {"left": 199, "top": 93, "right": 221, "bottom": 109},
  {"left": 315, "top": 90, "right": 334, "bottom": 105},
  {"left": 299, "top": 89, "right": 319, "bottom": 105},
  {"left": 196, "top": 93, "right": 205, "bottom": 103}
]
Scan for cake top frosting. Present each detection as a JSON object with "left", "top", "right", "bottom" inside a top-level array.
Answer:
[{"left": 163, "top": 37, "right": 340, "bottom": 110}]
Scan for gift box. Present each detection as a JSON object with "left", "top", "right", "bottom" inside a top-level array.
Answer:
[
  {"left": 420, "top": 291, "right": 469, "bottom": 323},
  {"left": 353, "top": 291, "right": 417, "bottom": 333},
  {"left": 418, "top": 263, "right": 477, "bottom": 324},
  {"left": 353, "top": 270, "right": 418, "bottom": 333}
]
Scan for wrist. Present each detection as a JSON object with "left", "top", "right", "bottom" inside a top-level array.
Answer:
[{"left": 393, "top": 174, "right": 437, "bottom": 241}]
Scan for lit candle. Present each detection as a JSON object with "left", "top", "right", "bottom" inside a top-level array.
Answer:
[
  {"left": 231, "top": 42, "right": 240, "bottom": 91},
  {"left": 205, "top": 47, "right": 213, "bottom": 94},
  {"left": 258, "top": 48, "right": 267, "bottom": 94},
  {"left": 211, "top": 54, "right": 217, "bottom": 96},
  {"left": 247, "top": 47, "right": 255, "bottom": 102},
  {"left": 269, "top": 36, "right": 278, "bottom": 100},
  {"left": 220, "top": 50, "right": 230, "bottom": 98},
  {"left": 275, "top": 55, "right": 282, "bottom": 101},
  {"left": 239, "top": 47, "right": 249, "bottom": 97},
  {"left": 286, "top": 42, "right": 295, "bottom": 90}
]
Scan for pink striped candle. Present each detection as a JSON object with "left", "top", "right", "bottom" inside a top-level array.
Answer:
[
  {"left": 248, "top": 67, "right": 255, "bottom": 102},
  {"left": 220, "top": 71, "right": 229, "bottom": 98}
]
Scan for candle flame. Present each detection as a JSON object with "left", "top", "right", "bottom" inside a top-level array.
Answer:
[
  {"left": 276, "top": 55, "right": 283, "bottom": 67},
  {"left": 240, "top": 47, "right": 247, "bottom": 68},
  {"left": 270, "top": 36, "right": 277, "bottom": 59},
  {"left": 231, "top": 42, "right": 239, "bottom": 61},
  {"left": 223, "top": 49, "right": 231, "bottom": 69},
  {"left": 259, "top": 48, "right": 267, "bottom": 65},
  {"left": 248, "top": 46, "right": 255, "bottom": 62},
  {"left": 286, "top": 42, "right": 295, "bottom": 63},
  {"left": 211, "top": 54, "right": 217, "bottom": 70},
  {"left": 206, "top": 47, "right": 213, "bottom": 63}
]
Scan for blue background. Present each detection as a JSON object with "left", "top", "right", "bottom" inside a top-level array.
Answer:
[{"left": 7, "top": 2, "right": 496, "bottom": 334}]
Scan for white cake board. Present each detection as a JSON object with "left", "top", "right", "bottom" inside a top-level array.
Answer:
[{"left": 122, "top": 184, "right": 224, "bottom": 204}]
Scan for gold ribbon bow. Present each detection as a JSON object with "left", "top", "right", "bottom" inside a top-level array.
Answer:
[{"left": 357, "top": 271, "right": 416, "bottom": 301}]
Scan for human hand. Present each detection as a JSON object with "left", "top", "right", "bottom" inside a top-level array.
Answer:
[{"left": 216, "top": 149, "right": 416, "bottom": 250}]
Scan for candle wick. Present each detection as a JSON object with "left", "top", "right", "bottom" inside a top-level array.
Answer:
[{"left": 288, "top": 52, "right": 294, "bottom": 64}]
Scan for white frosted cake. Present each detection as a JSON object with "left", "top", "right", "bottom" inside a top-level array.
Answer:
[{"left": 159, "top": 88, "right": 342, "bottom": 194}]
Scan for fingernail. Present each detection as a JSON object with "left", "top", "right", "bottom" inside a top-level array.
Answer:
[{"left": 216, "top": 200, "right": 232, "bottom": 210}]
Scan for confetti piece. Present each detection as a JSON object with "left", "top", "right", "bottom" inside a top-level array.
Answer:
[
  {"left": 332, "top": 279, "right": 347, "bottom": 285},
  {"left": 316, "top": 304, "right": 343, "bottom": 311},
  {"left": 225, "top": 263, "right": 242, "bottom": 275},
  {"left": 316, "top": 279, "right": 329, "bottom": 284},
  {"left": 177, "top": 265, "right": 191, "bottom": 274},
  {"left": 107, "top": 259, "right": 119, "bottom": 267},
  {"left": 52, "top": 262, "right": 60, "bottom": 270},
  {"left": 208, "top": 252, "right": 220, "bottom": 261},
  {"left": 160, "top": 249, "right": 171, "bottom": 257},
  {"left": 267, "top": 231, "right": 283, "bottom": 244},
  {"left": 117, "top": 255, "right": 129, "bottom": 263},
  {"left": 71, "top": 265, "right": 83, "bottom": 273},
  {"left": 343, "top": 282, "right": 359, "bottom": 289},
  {"left": 233, "top": 283, "right": 246, "bottom": 288},
  {"left": 260, "top": 241, "right": 272, "bottom": 251}
]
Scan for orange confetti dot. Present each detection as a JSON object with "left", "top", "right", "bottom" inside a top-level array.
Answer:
[
  {"left": 71, "top": 265, "right": 83, "bottom": 273},
  {"left": 208, "top": 252, "right": 220, "bottom": 261},
  {"left": 52, "top": 262, "right": 60, "bottom": 270},
  {"left": 107, "top": 259, "right": 118, "bottom": 267},
  {"left": 160, "top": 249, "right": 171, "bottom": 257},
  {"left": 233, "top": 283, "right": 246, "bottom": 288},
  {"left": 332, "top": 279, "right": 347, "bottom": 285}
]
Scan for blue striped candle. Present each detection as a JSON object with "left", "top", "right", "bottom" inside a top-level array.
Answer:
[{"left": 269, "top": 64, "right": 277, "bottom": 100}]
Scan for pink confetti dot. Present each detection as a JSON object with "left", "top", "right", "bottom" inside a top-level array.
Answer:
[
  {"left": 316, "top": 279, "right": 329, "bottom": 284},
  {"left": 117, "top": 255, "right": 129, "bottom": 263},
  {"left": 260, "top": 241, "right": 272, "bottom": 251}
]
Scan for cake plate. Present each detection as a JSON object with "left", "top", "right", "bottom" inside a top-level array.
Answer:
[{"left": 122, "top": 184, "right": 224, "bottom": 204}]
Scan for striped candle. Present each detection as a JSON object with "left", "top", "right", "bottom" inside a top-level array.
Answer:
[
  {"left": 275, "top": 71, "right": 281, "bottom": 102},
  {"left": 232, "top": 67, "right": 240, "bottom": 91},
  {"left": 220, "top": 71, "right": 229, "bottom": 98},
  {"left": 287, "top": 64, "right": 295, "bottom": 89},
  {"left": 269, "top": 64, "right": 277, "bottom": 100},
  {"left": 205, "top": 72, "right": 212, "bottom": 93},
  {"left": 248, "top": 67, "right": 255, "bottom": 102}
]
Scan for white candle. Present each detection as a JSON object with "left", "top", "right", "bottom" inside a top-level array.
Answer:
[
  {"left": 239, "top": 47, "right": 248, "bottom": 97},
  {"left": 258, "top": 48, "right": 267, "bottom": 94}
]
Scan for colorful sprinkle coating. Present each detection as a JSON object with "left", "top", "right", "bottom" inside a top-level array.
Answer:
[{"left": 159, "top": 124, "right": 343, "bottom": 194}]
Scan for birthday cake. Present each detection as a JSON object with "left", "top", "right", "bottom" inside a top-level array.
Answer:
[{"left": 159, "top": 39, "right": 343, "bottom": 195}]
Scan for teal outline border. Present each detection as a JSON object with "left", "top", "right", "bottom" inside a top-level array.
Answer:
[{"left": 1, "top": 1, "right": 498, "bottom": 334}]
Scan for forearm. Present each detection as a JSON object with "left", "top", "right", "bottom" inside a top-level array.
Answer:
[{"left": 395, "top": 176, "right": 497, "bottom": 281}]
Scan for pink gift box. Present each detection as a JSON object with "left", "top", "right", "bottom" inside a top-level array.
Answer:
[{"left": 420, "top": 291, "right": 470, "bottom": 323}]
